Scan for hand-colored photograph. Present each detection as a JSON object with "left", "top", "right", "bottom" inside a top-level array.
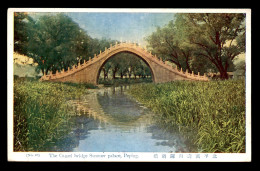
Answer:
[{"left": 8, "top": 8, "right": 251, "bottom": 162}]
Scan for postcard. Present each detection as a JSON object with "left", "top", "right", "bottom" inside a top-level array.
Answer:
[{"left": 7, "top": 8, "right": 251, "bottom": 162}]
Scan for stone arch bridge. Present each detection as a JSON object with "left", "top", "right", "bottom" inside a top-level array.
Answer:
[{"left": 40, "top": 42, "right": 208, "bottom": 85}]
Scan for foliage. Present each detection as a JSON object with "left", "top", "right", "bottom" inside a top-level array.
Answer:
[
  {"left": 145, "top": 19, "right": 216, "bottom": 75},
  {"left": 87, "top": 38, "right": 116, "bottom": 58},
  {"left": 146, "top": 13, "right": 245, "bottom": 78},
  {"left": 177, "top": 13, "right": 245, "bottom": 79},
  {"left": 234, "top": 60, "right": 246, "bottom": 78},
  {"left": 127, "top": 80, "right": 245, "bottom": 152},
  {"left": 24, "top": 13, "right": 90, "bottom": 75},
  {"left": 101, "top": 52, "right": 152, "bottom": 80},
  {"left": 14, "top": 13, "right": 153, "bottom": 81},
  {"left": 13, "top": 78, "right": 92, "bottom": 151},
  {"left": 14, "top": 12, "right": 33, "bottom": 55},
  {"left": 146, "top": 21, "right": 190, "bottom": 71}
]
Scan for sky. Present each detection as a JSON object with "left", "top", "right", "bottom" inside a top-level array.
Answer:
[
  {"left": 29, "top": 12, "right": 175, "bottom": 46},
  {"left": 64, "top": 12, "right": 175, "bottom": 46}
]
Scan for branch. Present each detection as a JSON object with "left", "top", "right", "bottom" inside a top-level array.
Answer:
[
  {"left": 229, "top": 25, "right": 241, "bottom": 47},
  {"left": 170, "top": 52, "right": 180, "bottom": 64},
  {"left": 165, "top": 38, "right": 177, "bottom": 53},
  {"left": 210, "top": 35, "right": 217, "bottom": 44},
  {"left": 168, "top": 58, "right": 181, "bottom": 68},
  {"left": 191, "top": 41, "right": 209, "bottom": 50},
  {"left": 198, "top": 53, "right": 219, "bottom": 68}
]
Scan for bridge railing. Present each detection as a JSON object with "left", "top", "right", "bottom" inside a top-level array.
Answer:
[
  {"left": 40, "top": 42, "right": 209, "bottom": 82},
  {"left": 129, "top": 43, "right": 208, "bottom": 81}
]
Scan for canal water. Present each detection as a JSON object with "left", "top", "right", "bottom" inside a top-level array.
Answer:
[{"left": 49, "top": 86, "right": 191, "bottom": 152}]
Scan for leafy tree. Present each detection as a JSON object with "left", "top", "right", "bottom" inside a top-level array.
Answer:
[
  {"left": 118, "top": 57, "right": 129, "bottom": 78},
  {"left": 146, "top": 13, "right": 245, "bottom": 77},
  {"left": 145, "top": 20, "right": 194, "bottom": 73},
  {"left": 14, "top": 12, "right": 33, "bottom": 55},
  {"left": 89, "top": 38, "right": 117, "bottom": 79},
  {"left": 87, "top": 38, "right": 116, "bottom": 59},
  {"left": 234, "top": 60, "right": 245, "bottom": 78},
  {"left": 25, "top": 13, "right": 89, "bottom": 75},
  {"left": 101, "top": 52, "right": 152, "bottom": 79},
  {"left": 101, "top": 61, "right": 112, "bottom": 80},
  {"left": 178, "top": 13, "right": 245, "bottom": 79},
  {"left": 132, "top": 62, "right": 142, "bottom": 79},
  {"left": 133, "top": 60, "right": 151, "bottom": 78}
]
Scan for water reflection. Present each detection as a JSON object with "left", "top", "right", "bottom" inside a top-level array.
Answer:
[
  {"left": 97, "top": 86, "right": 148, "bottom": 123},
  {"left": 48, "top": 86, "right": 190, "bottom": 152}
]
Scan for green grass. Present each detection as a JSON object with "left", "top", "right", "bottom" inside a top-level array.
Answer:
[
  {"left": 127, "top": 79, "right": 246, "bottom": 153},
  {"left": 62, "top": 81, "right": 98, "bottom": 89},
  {"left": 13, "top": 78, "right": 93, "bottom": 151}
]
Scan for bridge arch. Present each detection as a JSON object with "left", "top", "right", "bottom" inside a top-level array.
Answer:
[
  {"left": 40, "top": 42, "right": 208, "bottom": 84},
  {"left": 95, "top": 49, "right": 155, "bottom": 85}
]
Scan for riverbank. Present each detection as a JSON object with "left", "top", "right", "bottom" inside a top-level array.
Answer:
[
  {"left": 98, "top": 77, "right": 152, "bottom": 87},
  {"left": 13, "top": 78, "right": 96, "bottom": 151},
  {"left": 127, "top": 79, "right": 245, "bottom": 153}
]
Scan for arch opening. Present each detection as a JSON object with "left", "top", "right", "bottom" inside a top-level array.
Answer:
[{"left": 96, "top": 51, "right": 154, "bottom": 85}]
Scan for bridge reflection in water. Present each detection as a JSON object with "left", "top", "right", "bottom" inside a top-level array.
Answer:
[{"left": 49, "top": 86, "right": 192, "bottom": 152}]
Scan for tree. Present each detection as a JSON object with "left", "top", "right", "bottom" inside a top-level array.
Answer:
[
  {"left": 234, "top": 60, "right": 245, "bottom": 78},
  {"left": 108, "top": 53, "right": 129, "bottom": 79},
  {"left": 14, "top": 12, "right": 33, "bottom": 55},
  {"left": 145, "top": 20, "right": 194, "bottom": 73},
  {"left": 101, "top": 61, "right": 111, "bottom": 80},
  {"left": 101, "top": 52, "right": 152, "bottom": 80},
  {"left": 26, "top": 13, "right": 89, "bottom": 75},
  {"left": 87, "top": 38, "right": 116, "bottom": 60},
  {"left": 129, "top": 56, "right": 143, "bottom": 79},
  {"left": 178, "top": 13, "right": 245, "bottom": 79},
  {"left": 89, "top": 38, "right": 118, "bottom": 80}
]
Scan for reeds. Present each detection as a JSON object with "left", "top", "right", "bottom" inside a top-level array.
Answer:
[
  {"left": 13, "top": 78, "right": 91, "bottom": 151},
  {"left": 127, "top": 79, "right": 245, "bottom": 153}
]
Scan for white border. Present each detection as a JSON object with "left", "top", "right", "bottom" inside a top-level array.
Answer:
[
  {"left": 7, "top": 9, "right": 14, "bottom": 161},
  {"left": 7, "top": 8, "right": 251, "bottom": 162},
  {"left": 245, "top": 9, "right": 251, "bottom": 161},
  {"left": 8, "top": 8, "right": 251, "bottom": 13},
  {"left": 8, "top": 152, "right": 250, "bottom": 162}
]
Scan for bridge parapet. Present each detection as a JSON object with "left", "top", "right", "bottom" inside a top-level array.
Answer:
[{"left": 40, "top": 42, "right": 208, "bottom": 82}]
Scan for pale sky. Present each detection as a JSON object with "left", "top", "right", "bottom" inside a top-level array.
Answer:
[
  {"left": 28, "top": 12, "right": 175, "bottom": 46},
  {"left": 65, "top": 12, "right": 175, "bottom": 46}
]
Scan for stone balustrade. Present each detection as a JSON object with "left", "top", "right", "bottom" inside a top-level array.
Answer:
[{"left": 40, "top": 42, "right": 209, "bottom": 83}]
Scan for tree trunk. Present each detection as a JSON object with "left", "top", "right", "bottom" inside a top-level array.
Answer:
[
  {"left": 112, "top": 67, "right": 118, "bottom": 79},
  {"left": 103, "top": 69, "right": 106, "bottom": 80},
  {"left": 185, "top": 61, "right": 192, "bottom": 73},
  {"left": 217, "top": 60, "right": 229, "bottom": 80},
  {"left": 41, "top": 68, "right": 44, "bottom": 75},
  {"left": 170, "top": 59, "right": 182, "bottom": 70},
  {"left": 113, "top": 72, "right": 116, "bottom": 79},
  {"left": 182, "top": 50, "right": 192, "bottom": 73},
  {"left": 220, "top": 70, "right": 229, "bottom": 79},
  {"left": 45, "top": 67, "right": 50, "bottom": 75}
]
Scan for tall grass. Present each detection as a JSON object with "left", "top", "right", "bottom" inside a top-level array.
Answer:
[
  {"left": 127, "top": 79, "right": 245, "bottom": 153},
  {"left": 13, "top": 78, "right": 92, "bottom": 151}
]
